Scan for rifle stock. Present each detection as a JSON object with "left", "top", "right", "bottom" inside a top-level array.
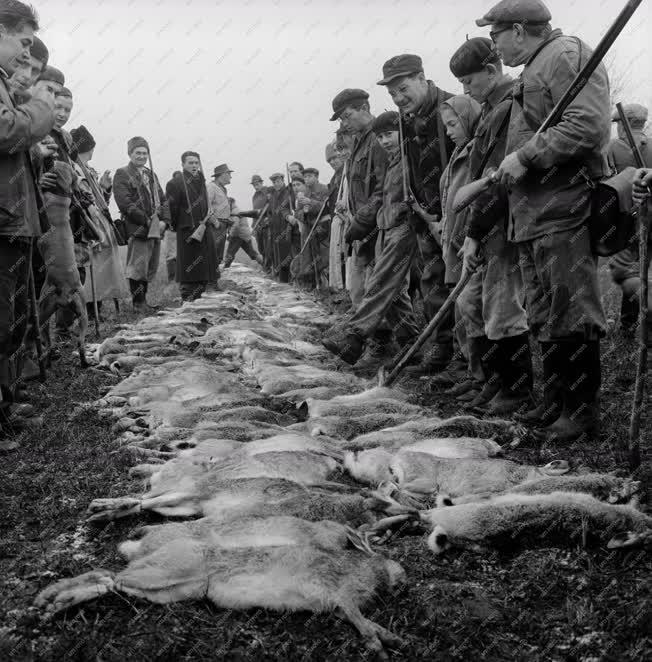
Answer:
[{"left": 452, "top": 175, "right": 494, "bottom": 213}]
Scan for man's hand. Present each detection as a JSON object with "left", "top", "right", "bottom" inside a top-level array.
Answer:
[
  {"left": 99, "top": 170, "right": 112, "bottom": 191},
  {"left": 427, "top": 220, "right": 442, "bottom": 245},
  {"left": 632, "top": 168, "right": 652, "bottom": 207},
  {"left": 411, "top": 201, "right": 439, "bottom": 223},
  {"left": 39, "top": 171, "right": 58, "bottom": 191},
  {"left": 497, "top": 152, "right": 528, "bottom": 186},
  {"left": 336, "top": 202, "right": 347, "bottom": 214},
  {"left": 296, "top": 193, "right": 310, "bottom": 207},
  {"left": 286, "top": 215, "right": 298, "bottom": 227},
  {"left": 38, "top": 136, "right": 58, "bottom": 159},
  {"left": 30, "top": 82, "right": 56, "bottom": 110},
  {"left": 458, "top": 236, "right": 482, "bottom": 275}
]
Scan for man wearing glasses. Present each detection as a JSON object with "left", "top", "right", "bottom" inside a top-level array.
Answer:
[{"left": 477, "top": 0, "right": 610, "bottom": 444}]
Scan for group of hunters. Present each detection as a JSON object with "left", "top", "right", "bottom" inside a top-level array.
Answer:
[{"left": 1, "top": 0, "right": 651, "bottom": 447}]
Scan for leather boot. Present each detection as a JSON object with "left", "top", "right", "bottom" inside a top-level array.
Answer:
[
  {"left": 480, "top": 333, "right": 534, "bottom": 416},
  {"left": 354, "top": 329, "right": 394, "bottom": 370},
  {"left": 447, "top": 335, "right": 489, "bottom": 399},
  {"left": 467, "top": 340, "right": 501, "bottom": 410},
  {"left": 516, "top": 342, "right": 564, "bottom": 427},
  {"left": 534, "top": 340, "right": 601, "bottom": 444},
  {"left": 322, "top": 327, "right": 365, "bottom": 365}
]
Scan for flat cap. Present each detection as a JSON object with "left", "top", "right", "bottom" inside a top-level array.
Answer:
[
  {"left": 330, "top": 88, "right": 369, "bottom": 121},
  {"left": 450, "top": 37, "right": 500, "bottom": 78},
  {"left": 30, "top": 36, "right": 49, "bottom": 66},
  {"left": 250, "top": 174, "right": 263, "bottom": 183},
  {"left": 612, "top": 103, "right": 648, "bottom": 125},
  {"left": 377, "top": 54, "right": 423, "bottom": 86},
  {"left": 304, "top": 167, "right": 319, "bottom": 177},
  {"left": 476, "top": 0, "right": 551, "bottom": 27},
  {"left": 212, "top": 163, "right": 233, "bottom": 178},
  {"left": 57, "top": 86, "right": 72, "bottom": 98},
  {"left": 269, "top": 172, "right": 284, "bottom": 181},
  {"left": 371, "top": 110, "right": 400, "bottom": 134},
  {"left": 37, "top": 65, "right": 64, "bottom": 85},
  {"left": 127, "top": 136, "right": 149, "bottom": 155}
]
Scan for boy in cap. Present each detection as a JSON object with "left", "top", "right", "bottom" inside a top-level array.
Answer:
[
  {"left": 323, "top": 111, "right": 420, "bottom": 366},
  {"left": 377, "top": 53, "right": 457, "bottom": 376},
  {"left": 325, "top": 140, "right": 347, "bottom": 291},
  {"left": 607, "top": 103, "right": 652, "bottom": 334},
  {"left": 249, "top": 175, "right": 270, "bottom": 269},
  {"left": 330, "top": 87, "right": 390, "bottom": 362},
  {"left": 450, "top": 36, "right": 532, "bottom": 416},
  {"left": 479, "top": 0, "right": 610, "bottom": 443},
  {"left": 113, "top": 137, "right": 169, "bottom": 310},
  {"left": 0, "top": 0, "right": 56, "bottom": 440}
]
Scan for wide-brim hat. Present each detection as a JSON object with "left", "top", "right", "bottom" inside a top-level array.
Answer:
[{"left": 212, "top": 163, "right": 233, "bottom": 178}]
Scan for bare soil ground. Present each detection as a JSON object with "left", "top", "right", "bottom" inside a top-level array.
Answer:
[{"left": 0, "top": 257, "right": 650, "bottom": 661}]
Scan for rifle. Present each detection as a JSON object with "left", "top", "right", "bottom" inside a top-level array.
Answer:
[
  {"left": 250, "top": 202, "right": 270, "bottom": 234},
  {"left": 146, "top": 152, "right": 164, "bottom": 240},
  {"left": 453, "top": 0, "right": 645, "bottom": 213},
  {"left": 617, "top": 102, "right": 649, "bottom": 471},
  {"left": 188, "top": 156, "right": 214, "bottom": 243}
]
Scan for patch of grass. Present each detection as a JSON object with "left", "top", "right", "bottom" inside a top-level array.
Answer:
[{"left": 0, "top": 258, "right": 650, "bottom": 661}]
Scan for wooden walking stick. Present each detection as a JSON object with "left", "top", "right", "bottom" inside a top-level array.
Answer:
[
  {"left": 28, "top": 268, "right": 47, "bottom": 382},
  {"left": 617, "top": 102, "right": 649, "bottom": 471}
]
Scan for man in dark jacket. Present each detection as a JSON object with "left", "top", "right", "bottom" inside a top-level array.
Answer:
[
  {"left": 250, "top": 175, "right": 270, "bottom": 270},
  {"left": 451, "top": 37, "right": 531, "bottom": 417},
  {"left": 607, "top": 103, "right": 652, "bottom": 334},
  {"left": 113, "top": 136, "right": 169, "bottom": 310},
  {"left": 378, "top": 54, "right": 456, "bottom": 375},
  {"left": 268, "top": 173, "right": 294, "bottom": 283},
  {"left": 0, "top": 1, "right": 55, "bottom": 438},
  {"left": 166, "top": 151, "right": 216, "bottom": 301},
  {"left": 329, "top": 88, "right": 391, "bottom": 366},
  {"left": 483, "top": 0, "right": 609, "bottom": 443}
]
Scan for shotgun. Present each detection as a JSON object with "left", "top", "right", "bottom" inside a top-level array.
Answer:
[
  {"left": 453, "top": 0, "right": 644, "bottom": 213},
  {"left": 617, "top": 102, "right": 649, "bottom": 471}
]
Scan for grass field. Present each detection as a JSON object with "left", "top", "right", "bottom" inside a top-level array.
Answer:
[{"left": 0, "top": 254, "right": 650, "bottom": 661}]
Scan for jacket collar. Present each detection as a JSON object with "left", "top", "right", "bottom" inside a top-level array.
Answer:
[
  {"left": 484, "top": 75, "right": 513, "bottom": 110},
  {"left": 524, "top": 29, "right": 563, "bottom": 67},
  {"left": 414, "top": 80, "right": 440, "bottom": 120}
]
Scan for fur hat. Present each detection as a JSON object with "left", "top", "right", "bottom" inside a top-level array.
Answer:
[
  {"left": 70, "top": 125, "right": 96, "bottom": 154},
  {"left": 127, "top": 136, "right": 149, "bottom": 155}
]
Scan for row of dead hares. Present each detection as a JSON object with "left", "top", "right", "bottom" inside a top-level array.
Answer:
[{"left": 36, "top": 265, "right": 650, "bottom": 658}]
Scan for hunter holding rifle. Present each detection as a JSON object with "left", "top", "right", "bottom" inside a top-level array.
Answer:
[
  {"left": 113, "top": 136, "right": 169, "bottom": 311},
  {"left": 450, "top": 37, "right": 531, "bottom": 417},
  {"left": 478, "top": 0, "right": 610, "bottom": 444},
  {"left": 166, "top": 151, "right": 217, "bottom": 301}
]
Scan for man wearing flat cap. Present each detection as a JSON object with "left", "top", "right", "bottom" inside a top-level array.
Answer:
[
  {"left": 478, "top": 0, "right": 610, "bottom": 444},
  {"left": 378, "top": 53, "right": 456, "bottom": 375},
  {"left": 607, "top": 103, "right": 652, "bottom": 335},
  {"left": 330, "top": 87, "right": 390, "bottom": 362},
  {"left": 114, "top": 136, "right": 169, "bottom": 310},
  {"left": 215, "top": 166, "right": 263, "bottom": 270},
  {"left": 0, "top": 0, "right": 56, "bottom": 437}
]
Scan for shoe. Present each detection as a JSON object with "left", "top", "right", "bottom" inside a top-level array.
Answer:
[
  {"left": 467, "top": 379, "right": 501, "bottom": 410},
  {"left": 444, "top": 378, "right": 476, "bottom": 397},
  {"left": 515, "top": 341, "right": 564, "bottom": 427},
  {"left": 455, "top": 382, "right": 483, "bottom": 402},
  {"left": 534, "top": 340, "right": 601, "bottom": 444},
  {"left": 354, "top": 332, "right": 393, "bottom": 370},
  {"left": 322, "top": 328, "right": 365, "bottom": 365},
  {"left": 427, "top": 358, "right": 469, "bottom": 386},
  {"left": 407, "top": 343, "right": 454, "bottom": 376}
]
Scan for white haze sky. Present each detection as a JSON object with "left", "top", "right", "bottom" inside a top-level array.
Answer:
[{"left": 38, "top": 0, "right": 651, "bottom": 209}]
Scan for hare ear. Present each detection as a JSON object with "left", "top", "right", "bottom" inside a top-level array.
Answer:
[
  {"left": 542, "top": 459, "right": 570, "bottom": 475},
  {"left": 607, "top": 530, "right": 652, "bottom": 550},
  {"left": 344, "top": 527, "right": 374, "bottom": 556}
]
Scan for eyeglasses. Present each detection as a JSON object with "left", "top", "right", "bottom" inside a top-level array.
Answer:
[{"left": 489, "top": 26, "right": 513, "bottom": 43}]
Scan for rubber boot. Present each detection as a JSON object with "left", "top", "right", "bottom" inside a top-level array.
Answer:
[
  {"left": 516, "top": 342, "right": 564, "bottom": 427},
  {"left": 534, "top": 340, "right": 601, "bottom": 444},
  {"left": 480, "top": 333, "right": 534, "bottom": 416}
]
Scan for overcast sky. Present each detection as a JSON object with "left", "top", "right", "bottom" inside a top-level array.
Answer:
[{"left": 38, "top": 0, "right": 650, "bottom": 208}]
